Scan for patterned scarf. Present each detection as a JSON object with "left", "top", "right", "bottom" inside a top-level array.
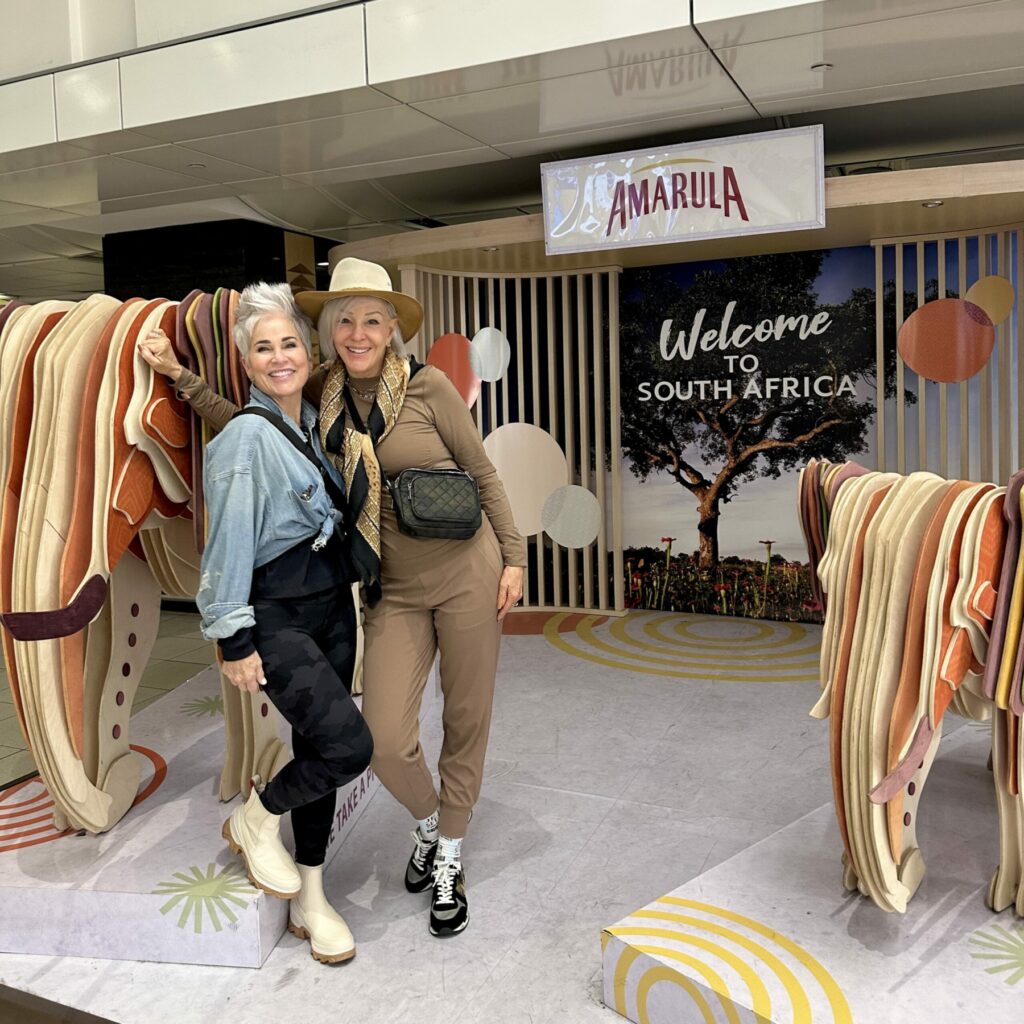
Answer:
[{"left": 318, "top": 348, "right": 413, "bottom": 605}]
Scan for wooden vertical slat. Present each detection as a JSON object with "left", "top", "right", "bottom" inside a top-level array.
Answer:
[
  {"left": 487, "top": 279, "right": 498, "bottom": 434},
  {"left": 515, "top": 277, "right": 525, "bottom": 426},
  {"left": 609, "top": 269, "right": 624, "bottom": 611},
  {"left": 980, "top": 235, "right": 993, "bottom": 482},
  {"left": 895, "top": 243, "right": 906, "bottom": 474},
  {"left": 998, "top": 231, "right": 1012, "bottom": 482},
  {"left": 499, "top": 279, "right": 509, "bottom": 428},
  {"left": 576, "top": 275, "right": 593, "bottom": 608},
  {"left": 937, "top": 241, "right": 948, "bottom": 478},
  {"left": 445, "top": 274, "right": 455, "bottom": 338},
  {"left": 457, "top": 274, "right": 467, "bottom": 336},
  {"left": 592, "top": 272, "right": 608, "bottom": 610},
  {"left": 562, "top": 276, "right": 577, "bottom": 607},
  {"left": 874, "top": 245, "right": 886, "bottom": 472},
  {"left": 547, "top": 277, "right": 562, "bottom": 607},
  {"left": 471, "top": 276, "right": 483, "bottom": 436},
  {"left": 529, "top": 277, "right": 544, "bottom": 608},
  {"left": 959, "top": 237, "right": 969, "bottom": 478},
  {"left": 916, "top": 241, "right": 926, "bottom": 472}
]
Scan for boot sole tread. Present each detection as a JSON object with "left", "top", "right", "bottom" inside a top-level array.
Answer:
[{"left": 287, "top": 921, "right": 356, "bottom": 963}]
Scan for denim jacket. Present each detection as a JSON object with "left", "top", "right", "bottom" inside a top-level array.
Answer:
[{"left": 197, "top": 386, "right": 345, "bottom": 643}]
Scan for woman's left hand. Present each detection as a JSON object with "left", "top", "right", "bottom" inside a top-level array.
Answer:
[{"left": 496, "top": 565, "right": 524, "bottom": 621}]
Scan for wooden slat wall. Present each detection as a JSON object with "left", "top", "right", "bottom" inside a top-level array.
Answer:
[
  {"left": 403, "top": 265, "right": 624, "bottom": 612},
  {"left": 873, "top": 227, "right": 1022, "bottom": 482}
]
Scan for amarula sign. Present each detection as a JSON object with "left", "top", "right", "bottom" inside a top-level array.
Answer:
[{"left": 540, "top": 125, "right": 824, "bottom": 256}]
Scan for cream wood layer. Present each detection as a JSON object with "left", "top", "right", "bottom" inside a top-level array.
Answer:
[{"left": 0, "top": 295, "right": 292, "bottom": 833}]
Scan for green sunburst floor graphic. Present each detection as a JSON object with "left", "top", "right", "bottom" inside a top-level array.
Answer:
[
  {"left": 969, "top": 923, "right": 1024, "bottom": 985},
  {"left": 180, "top": 694, "right": 224, "bottom": 718},
  {"left": 152, "top": 863, "right": 256, "bottom": 933}
]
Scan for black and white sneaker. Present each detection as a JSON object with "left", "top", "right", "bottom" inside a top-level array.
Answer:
[
  {"left": 404, "top": 829, "right": 438, "bottom": 894},
  {"left": 429, "top": 859, "right": 468, "bottom": 937}
]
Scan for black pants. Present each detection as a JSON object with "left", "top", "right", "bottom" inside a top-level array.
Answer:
[{"left": 252, "top": 587, "right": 373, "bottom": 866}]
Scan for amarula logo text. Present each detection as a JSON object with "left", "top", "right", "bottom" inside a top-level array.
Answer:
[{"left": 605, "top": 166, "right": 749, "bottom": 236}]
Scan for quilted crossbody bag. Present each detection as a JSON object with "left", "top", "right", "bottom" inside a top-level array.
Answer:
[{"left": 343, "top": 386, "right": 481, "bottom": 540}]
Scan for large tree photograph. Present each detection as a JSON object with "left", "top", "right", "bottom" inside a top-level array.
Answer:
[{"left": 619, "top": 247, "right": 889, "bottom": 622}]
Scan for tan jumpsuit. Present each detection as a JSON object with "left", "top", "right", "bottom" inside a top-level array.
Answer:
[
  {"left": 178, "top": 363, "right": 526, "bottom": 840},
  {"left": 351, "top": 365, "right": 525, "bottom": 839}
]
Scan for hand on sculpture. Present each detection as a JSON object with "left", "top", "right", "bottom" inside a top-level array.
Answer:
[
  {"left": 138, "top": 328, "right": 185, "bottom": 383},
  {"left": 222, "top": 652, "right": 267, "bottom": 694},
  {"left": 496, "top": 565, "right": 525, "bottom": 622}
]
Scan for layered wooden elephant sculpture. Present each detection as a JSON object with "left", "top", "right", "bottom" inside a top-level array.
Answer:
[
  {"left": 0, "top": 292, "right": 288, "bottom": 834},
  {"left": 800, "top": 460, "right": 1024, "bottom": 916}
]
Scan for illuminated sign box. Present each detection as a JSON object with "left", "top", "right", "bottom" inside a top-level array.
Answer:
[{"left": 540, "top": 125, "right": 825, "bottom": 256}]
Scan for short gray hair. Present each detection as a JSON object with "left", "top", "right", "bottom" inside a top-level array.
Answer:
[
  {"left": 233, "top": 282, "right": 313, "bottom": 358},
  {"left": 318, "top": 295, "right": 406, "bottom": 364}
]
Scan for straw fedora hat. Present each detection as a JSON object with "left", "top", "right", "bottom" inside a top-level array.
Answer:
[{"left": 295, "top": 257, "right": 423, "bottom": 340}]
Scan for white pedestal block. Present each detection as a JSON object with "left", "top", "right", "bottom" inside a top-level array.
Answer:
[
  {"left": 0, "top": 663, "right": 438, "bottom": 968},
  {"left": 603, "top": 723, "right": 1018, "bottom": 1024}
]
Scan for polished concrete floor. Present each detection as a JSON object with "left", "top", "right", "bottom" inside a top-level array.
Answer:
[{"left": 0, "top": 612, "right": 1001, "bottom": 1024}]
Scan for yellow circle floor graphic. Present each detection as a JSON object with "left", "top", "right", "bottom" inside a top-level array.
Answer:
[
  {"left": 604, "top": 897, "right": 852, "bottom": 1024},
  {"left": 544, "top": 611, "right": 821, "bottom": 682}
]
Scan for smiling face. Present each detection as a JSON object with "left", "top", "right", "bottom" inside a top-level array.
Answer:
[
  {"left": 242, "top": 314, "right": 311, "bottom": 406},
  {"left": 331, "top": 296, "right": 398, "bottom": 378}
]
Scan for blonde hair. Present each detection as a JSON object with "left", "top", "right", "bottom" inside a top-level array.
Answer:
[{"left": 318, "top": 295, "right": 406, "bottom": 364}]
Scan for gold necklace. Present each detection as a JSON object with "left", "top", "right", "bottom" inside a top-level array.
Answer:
[{"left": 349, "top": 379, "right": 377, "bottom": 400}]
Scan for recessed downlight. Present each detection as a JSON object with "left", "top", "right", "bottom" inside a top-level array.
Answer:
[
  {"left": 481, "top": 246, "right": 499, "bottom": 252},
  {"left": 186, "top": 162, "right": 207, "bottom": 169},
  {"left": 922, "top": 200, "right": 944, "bottom": 208},
  {"left": 810, "top": 62, "right": 834, "bottom": 71}
]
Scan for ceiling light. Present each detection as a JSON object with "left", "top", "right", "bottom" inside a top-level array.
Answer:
[
  {"left": 810, "top": 62, "right": 833, "bottom": 71},
  {"left": 922, "top": 199, "right": 944, "bottom": 208},
  {"left": 316, "top": 261, "right": 329, "bottom": 267},
  {"left": 481, "top": 246, "right": 499, "bottom": 252},
  {"left": 187, "top": 162, "right": 207, "bottom": 169}
]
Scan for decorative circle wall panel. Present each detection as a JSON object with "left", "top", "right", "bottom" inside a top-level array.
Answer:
[
  {"left": 482, "top": 423, "right": 567, "bottom": 537},
  {"left": 897, "top": 298, "right": 994, "bottom": 383},
  {"left": 470, "top": 326, "right": 511, "bottom": 382},
  {"left": 426, "top": 333, "right": 480, "bottom": 407},
  {"left": 542, "top": 484, "right": 602, "bottom": 548}
]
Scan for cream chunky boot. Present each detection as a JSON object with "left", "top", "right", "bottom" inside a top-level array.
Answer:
[
  {"left": 221, "top": 778, "right": 301, "bottom": 899},
  {"left": 288, "top": 864, "right": 356, "bottom": 964}
]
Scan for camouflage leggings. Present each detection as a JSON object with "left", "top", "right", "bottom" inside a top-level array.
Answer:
[{"left": 253, "top": 587, "right": 374, "bottom": 865}]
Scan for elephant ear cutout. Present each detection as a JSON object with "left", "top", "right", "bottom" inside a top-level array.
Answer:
[{"left": 897, "top": 298, "right": 994, "bottom": 383}]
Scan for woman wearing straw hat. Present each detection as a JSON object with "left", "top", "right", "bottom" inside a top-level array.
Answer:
[{"left": 142, "top": 258, "right": 525, "bottom": 938}]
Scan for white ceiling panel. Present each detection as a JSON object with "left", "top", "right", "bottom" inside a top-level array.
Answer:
[
  {"left": 55, "top": 62, "right": 122, "bottom": 142},
  {"left": 0, "top": 156, "right": 211, "bottom": 209},
  {"left": 718, "top": 2, "right": 1024, "bottom": 111},
  {"left": 0, "top": 76, "right": 57, "bottom": 154},
  {"left": 115, "top": 145, "right": 270, "bottom": 183},
  {"left": 182, "top": 106, "right": 485, "bottom": 176},
  {"left": 375, "top": 158, "right": 542, "bottom": 217},
  {"left": 287, "top": 146, "right": 507, "bottom": 187},
  {"left": 695, "top": 0, "right": 1009, "bottom": 48},
  {"left": 412, "top": 51, "right": 751, "bottom": 146},
  {"left": 120, "top": 7, "right": 367, "bottom": 129},
  {"left": 367, "top": 0, "right": 700, "bottom": 99},
  {"left": 45, "top": 198, "right": 267, "bottom": 236},
  {"left": 494, "top": 105, "right": 756, "bottom": 158},
  {"left": 132, "top": 87, "right": 401, "bottom": 144},
  {"left": 240, "top": 188, "right": 370, "bottom": 231},
  {"left": 314, "top": 181, "right": 421, "bottom": 222},
  {"left": 321, "top": 223, "right": 420, "bottom": 245}
]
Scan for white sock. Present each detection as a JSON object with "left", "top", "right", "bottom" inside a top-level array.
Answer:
[
  {"left": 437, "top": 835, "right": 462, "bottom": 865},
  {"left": 416, "top": 810, "right": 439, "bottom": 843}
]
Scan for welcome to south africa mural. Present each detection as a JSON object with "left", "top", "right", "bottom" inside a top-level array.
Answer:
[{"left": 619, "top": 246, "right": 895, "bottom": 622}]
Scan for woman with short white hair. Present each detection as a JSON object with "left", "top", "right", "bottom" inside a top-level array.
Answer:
[{"left": 143, "top": 282, "right": 371, "bottom": 965}]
